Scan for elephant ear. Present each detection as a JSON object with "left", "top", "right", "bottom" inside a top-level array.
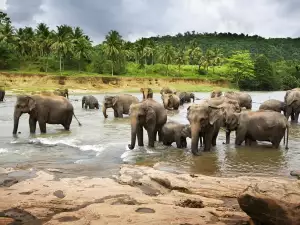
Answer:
[
  {"left": 112, "top": 96, "right": 118, "bottom": 106},
  {"left": 27, "top": 96, "right": 36, "bottom": 111},
  {"left": 145, "top": 106, "right": 156, "bottom": 123},
  {"left": 208, "top": 105, "right": 222, "bottom": 125},
  {"left": 286, "top": 92, "right": 299, "bottom": 106}
]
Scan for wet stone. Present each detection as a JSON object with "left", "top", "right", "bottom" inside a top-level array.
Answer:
[
  {"left": 135, "top": 208, "right": 155, "bottom": 213},
  {"left": 0, "top": 177, "right": 18, "bottom": 187},
  {"left": 53, "top": 190, "right": 65, "bottom": 199}
]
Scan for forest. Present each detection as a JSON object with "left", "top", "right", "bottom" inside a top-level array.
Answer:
[{"left": 0, "top": 11, "right": 300, "bottom": 91}]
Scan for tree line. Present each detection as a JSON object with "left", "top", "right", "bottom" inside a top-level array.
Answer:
[{"left": 0, "top": 11, "right": 299, "bottom": 91}]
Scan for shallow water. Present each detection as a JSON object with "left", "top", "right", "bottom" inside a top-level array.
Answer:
[{"left": 0, "top": 91, "right": 299, "bottom": 178}]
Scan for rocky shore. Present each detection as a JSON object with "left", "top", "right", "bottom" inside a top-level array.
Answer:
[{"left": 0, "top": 165, "right": 300, "bottom": 225}]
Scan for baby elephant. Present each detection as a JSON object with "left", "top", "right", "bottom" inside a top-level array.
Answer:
[
  {"left": 82, "top": 95, "right": 99, "bottom": 109},
  {"left": 162, "top": 122, "right": 191, "bottom": 148},
  {"left": 259, "top": 99, "right": 286, "bottom": 114}
]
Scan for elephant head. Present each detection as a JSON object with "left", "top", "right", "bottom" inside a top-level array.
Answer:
[
  {"left": 225, "top": 99, "right": 241, "bottom": 113},
  {"left": 13, "top": 95, "right": 36, "bottom": 134},
  {"left": 181, "top": 125, "right": 191, "bottom": 138},
  {"left": 189, "top": 93, "right": 195, "bottom": 102},
  {"left": 82, "top": 96, "right": 87, "bottom": 108},
  {"left": 187, "top": 102, "right": 223, "bottom": 155},
  {"left": 162, "top": 94, "right": 172, "bottom": 109},
  {"left": 128, "top": 102, "right": 156, "bottom": 150},
  {"left": 140, "top": 88, "right": 153, "bottom": 100},
  {"left": 102, "top": 95, "right": 117, "bottom": 118},
  {"left": 160, "top": 87, "right": 173, "bottom": 95},
  {"left": 223, "top": 112, "right": 241, "bottom": 131},
  {"left": 211, "top": 90, "right": 223, "bottom": 98}
]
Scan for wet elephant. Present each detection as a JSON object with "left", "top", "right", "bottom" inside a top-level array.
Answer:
[
  {"left": 103, "top": 94, "right": 139, "bottom": 118},
  {"left": 162, "top": 93, "right": 180, "bottom": 110},
  {"left": 187, "top": 101, "right": 223, "bottom": 155},
  {"left": 224, "top": 111, "right": 289, "bottom": 149},
  {"left": 285, "top": 90, "right": 300, "bottom": 123},
  {"left": 53, "top": 88, "right": 69, "bottom": 99},
  {"left": 82, "top": 95, "right": 99, "bottom": 109},
  {"left": 210, "top": 90, "right": 223, "bottom": 98},
  {"left": 0, "top": 89, "right": 5, "bottom": 102},
  {"left": 259, "top": 99, "right": 286, "bottom": 114},
  {"left": 128, "top": 98, "right": 167, "bottom": 149},
  {"left": 13, "top": 95, "right": 81, "bottom": 135},
  {"left": 161, "top": 122, "right": 191, "bottom": 148},
  {"left": 140, "top": 88, "right": 153, "bottom": 100},
  {"left": 224, "top": 91, "right": 252, "bottom": 109},
  {"left": 175, "top": 92, "right": 195, "bottom": 105},
  {"left": 160, "top": 87, "right": 173, "bottom": 95}
]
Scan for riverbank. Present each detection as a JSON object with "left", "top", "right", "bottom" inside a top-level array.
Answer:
[
  {"left": 0, "top": 72, "right": 235, "bottom": 95},
  {"left": 0, "top": 165, "right": 299, "bottom": 225}
]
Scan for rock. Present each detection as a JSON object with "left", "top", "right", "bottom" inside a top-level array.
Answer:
[
  {"left": 290, "top": 170, "right": 300, "bottom": 179},
  {"left": 238, "top": 183, "right": 300, "bottom": 225},
  {"left": 47, "top": 169, "right": 63, "bottom": 174},
  {"left": 0, "top": 177, "right": 18, "bottom": 187}
]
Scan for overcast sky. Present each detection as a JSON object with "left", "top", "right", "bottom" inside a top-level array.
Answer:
[{"left": 0, "top": 0, "right": 299, "bottom": 43}]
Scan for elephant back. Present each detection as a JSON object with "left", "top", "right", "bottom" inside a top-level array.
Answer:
[{"left": 286, "top": 90, "right": 300, "bottom": 106}]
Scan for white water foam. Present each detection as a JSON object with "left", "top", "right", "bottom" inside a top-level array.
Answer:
[
  {"left": 28, "top": 138, "right": 80, "bottom": 148},
  {"left": 79, "top": 145, "right": 105, "bottom": 156},
  {"left": 0, "top": 148, "right": 8, "bottom": 154}
]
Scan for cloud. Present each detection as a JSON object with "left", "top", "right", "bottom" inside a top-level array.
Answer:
[{"left": 2, "top": 0, "right": 300, "bottom": 43}]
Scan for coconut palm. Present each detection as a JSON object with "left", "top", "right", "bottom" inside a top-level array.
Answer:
[
  {"left": 160, "top": 44, "right": 175, "bottom": 76},
  {"left": 174, "top": 49, "right": 188, "bottom": 75},
  {"left": 0, "top": 22, "right": 15, "bottom": 43},
  {"left": 51, "top": 25, "right": 73, "bottom": 73},
  {"left": 73, "top": 37, "right": 92, "bottom": 71},
  {"left": 103, "top": 30, "right": 123, "bottom": 76}
]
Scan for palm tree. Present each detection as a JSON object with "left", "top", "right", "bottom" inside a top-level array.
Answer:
[
  {"left": 73, "top": 37, "right": 92, "bottom": 71},
  {"left": 51, "top": 25, "right": 73, "bottom": 73},
  {"left": 103, "top": 30, "right": 123, "bottom": 76},
  {"left": 136, "top": 38, "right": 149, "bottom": 74},
  {"left": 0, "top": 22, "right": 15, "bottom": 43},
  {"left": 174, "top": 49, "right": 187, "bottom": 76},
  {"left": 211, "top": 48, "right": 223, "bottom": 73},
  {"left": 160, "top": 44, "right": 175, "bottom": 76},
  {"left": 148, "top": 39, "right": 156, "bottom": 65}
]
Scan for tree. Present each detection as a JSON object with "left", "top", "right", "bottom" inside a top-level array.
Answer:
[
  {"left": 174, "top": 49, "right": 187, "bottom": 75},
  {"left": 51, "top": 25, "right": 73, "bottom": 73},
  {"left": 211, "top": 48, "right": 223, "bottom": 73},
  {"left": 227, "top": 51, "right": 254, "bottom": 87},
  {"left": 160, "top": 44, "right": 175, "bottom": 76},
  {"left": 103, "top": 30, "right": 123, "bottom": 76},
  {"left": 73, "top": 37, "right": 92, "bottom": 71}
]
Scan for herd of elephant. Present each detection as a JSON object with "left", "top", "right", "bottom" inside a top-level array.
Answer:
[{"left": 4, "top": 86, "right": 300, "bottom": 156}]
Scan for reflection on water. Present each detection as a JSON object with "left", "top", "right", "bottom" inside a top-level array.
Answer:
[{"left": 0, "top": 91, "right": 300, "bottom": 178}]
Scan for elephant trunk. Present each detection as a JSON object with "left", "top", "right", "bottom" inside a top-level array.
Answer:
[
  {"left": 191, "top": 123, "right": 201, "bottom": 155},
  {"left": 128, "top": 119, "right": 137, "bottom": 150},
  {"left": 13, "top": 109, "right": 21, "bottom": 135},
  {"left": 82, "top": 100, "right": 85, "bottom": 108},
  {"left": 102, "top": 105, "right": 108, "bottom": 118},
  {"left": 163, "top": 98, "right": 170, "bottom": 109}
]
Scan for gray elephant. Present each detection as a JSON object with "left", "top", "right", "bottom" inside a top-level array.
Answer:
[
  {"left": 224, "top": 91, "right": 252, "bottom": 109},
  {"left": 187, "top": 101, "right": 223, "bottom": 155},
  {"left": 210, "top": 90, "right": 223, "bottom": 98},
  {"left": 140, "top": 88, "right": 153, "bottom": 100},
  {"left": 224, "top": 111, "right": 289, "bottom": 149},
  {"left": 0, "top": 88, "right": 5, "bottom": 102},
  {"left": 161, "top": 122, "right": 191, "bottom": 148},
  {"left": 82, "top": 95, "right": 99, "bottom": 109},
  {"left": 259, "top": 99, "right": 286, "bottom": 114},
  {"left": 103, "top": 94, "right": 139, "bottom": 118},
  {"left": 13, "top": 95, "right": 81, "bottom": 135},
  {"left": 128, "top": 98, "right": 167, "bottom": 149},
  {"left": 160, "top": 87, "right": 173, "bottom": 95},
  {"left": 53, "top": 88, "right": 69, "bottom": 99},
  {"left": 175, "top": 92, "right": 195, "bottom": 105},
  {"left": 285, "top": 90, "right": 300, "bottom": 123},
  {"left": 162, "top": 93, "right": 180, "bottom": 110}
]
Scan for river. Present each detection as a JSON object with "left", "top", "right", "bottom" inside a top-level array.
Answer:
[{"left": 0, "top": 91, "right": 299, "bottom": 178}]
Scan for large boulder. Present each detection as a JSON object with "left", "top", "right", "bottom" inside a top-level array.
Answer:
[{"left": 238, "top": 182, "right": 300, "bottom": 225}]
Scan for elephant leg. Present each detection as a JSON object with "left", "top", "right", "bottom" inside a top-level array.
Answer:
[
  {"left": 63, "top": 115, "right": 72, "bottom": 130},
  {"left": 158, "top": 128, "right": 163, "bottom": 142},
  {"left": 137, "top": 125, "right": 144, "bottom": 147},
  {"left": 117, "top": 109, "right": 123, "bottom": 118},
  {"left": 38, "top": 121, "right": 47, "bottom": 134},
  {"left": 147, "top": 128, "right": 156, "bottom": 148},
  {"left": 203, "top": 131, "right": 213, "bottom": 152},
  {"left": 295, "top": 112, "right": 299, "bottom": 123},
  {"left": 200, "top": 135, "right": 203, "bottom": 147},
  {"left": 29, "top": 117, "right": 37, "bottom": 134},
  {"left": 226, "top": 131, "right": 231, "bottom": 144},
  {"left": 181, "top": 138, "right": 187, "bottom": 148},
  {"left": 114, "top": 110, "right": 118, "bottom": 118},
  {"left": 175, "top": 136, "right": 182, "bottom": 148},
  {"left": 235, "top": 127, "right": 246, "bottom": 146}
]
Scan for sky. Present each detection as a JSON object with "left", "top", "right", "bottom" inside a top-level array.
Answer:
[{"left": 0, "top": 0, "right": 300, "bottom": 43}]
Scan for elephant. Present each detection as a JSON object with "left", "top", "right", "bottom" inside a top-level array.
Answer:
[
  {"left": 187, "top": 101, "right": 223, "bottom": 155},
  {"left": 284, "top": 89, "right": 300, "bottom": 123},
  {"left": 210, "top": 90, "right": 223, "bottom": 98},
  {"left": 224, "top": 91, "right": 252, "bottom": 109},
  {"left": 161, "top": 122, "right": 191, "bottom": 148},
  {"left": 140, "top": 88, "right": 153, "bottom": 100},
  {"left": 53, "top": 88, "right": 69, "bottom": 99},
  {"left": 0, "top": 89, "right": 5, "bottom": 102},
  {"left": 175, "top": 92, "right": 195, "bottom": 105},
  {"left": 160, "top": 87, "right": 173, "bottom": 95},
  {"left": 259, "top": 99, "right": 286, "bottom": 114},
  {"left": 162, "top": 93, "right": 180, "bottom": 110},
  {"left": 82, "top": 95, "right": 99, "bottom": 109},
  {"left": 12, "top": 95, "right": 81, "bottom": 135},
  {"left": 128, "top": 98, "right": 167, "bottom": 149},
  {"left": 223, "top": 111, "right": 289, "bottom": 149},
  {"left": 103, "top": 94, "right": 139, "bottom": 118}
]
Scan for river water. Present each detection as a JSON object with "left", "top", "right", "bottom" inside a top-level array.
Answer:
[{"left": 0, "top": 91, "right": 299, "bottom": 178}]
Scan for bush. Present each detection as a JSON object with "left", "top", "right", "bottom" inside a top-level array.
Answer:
[{"left": 281, "top": 74, "right": 299, "bottom": 90}]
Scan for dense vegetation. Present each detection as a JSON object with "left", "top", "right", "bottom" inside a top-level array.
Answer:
[{"left": 0, "top": 11, "right": 300, "bottom": 90}]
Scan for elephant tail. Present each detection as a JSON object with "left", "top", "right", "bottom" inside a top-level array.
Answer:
[{"left": 73, "top": 112, "right": 82, "bottom": 126}]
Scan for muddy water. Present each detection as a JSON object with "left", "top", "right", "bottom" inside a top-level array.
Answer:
[{"left": 0, "top": 92, "right": 299, "bottom": 178}]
